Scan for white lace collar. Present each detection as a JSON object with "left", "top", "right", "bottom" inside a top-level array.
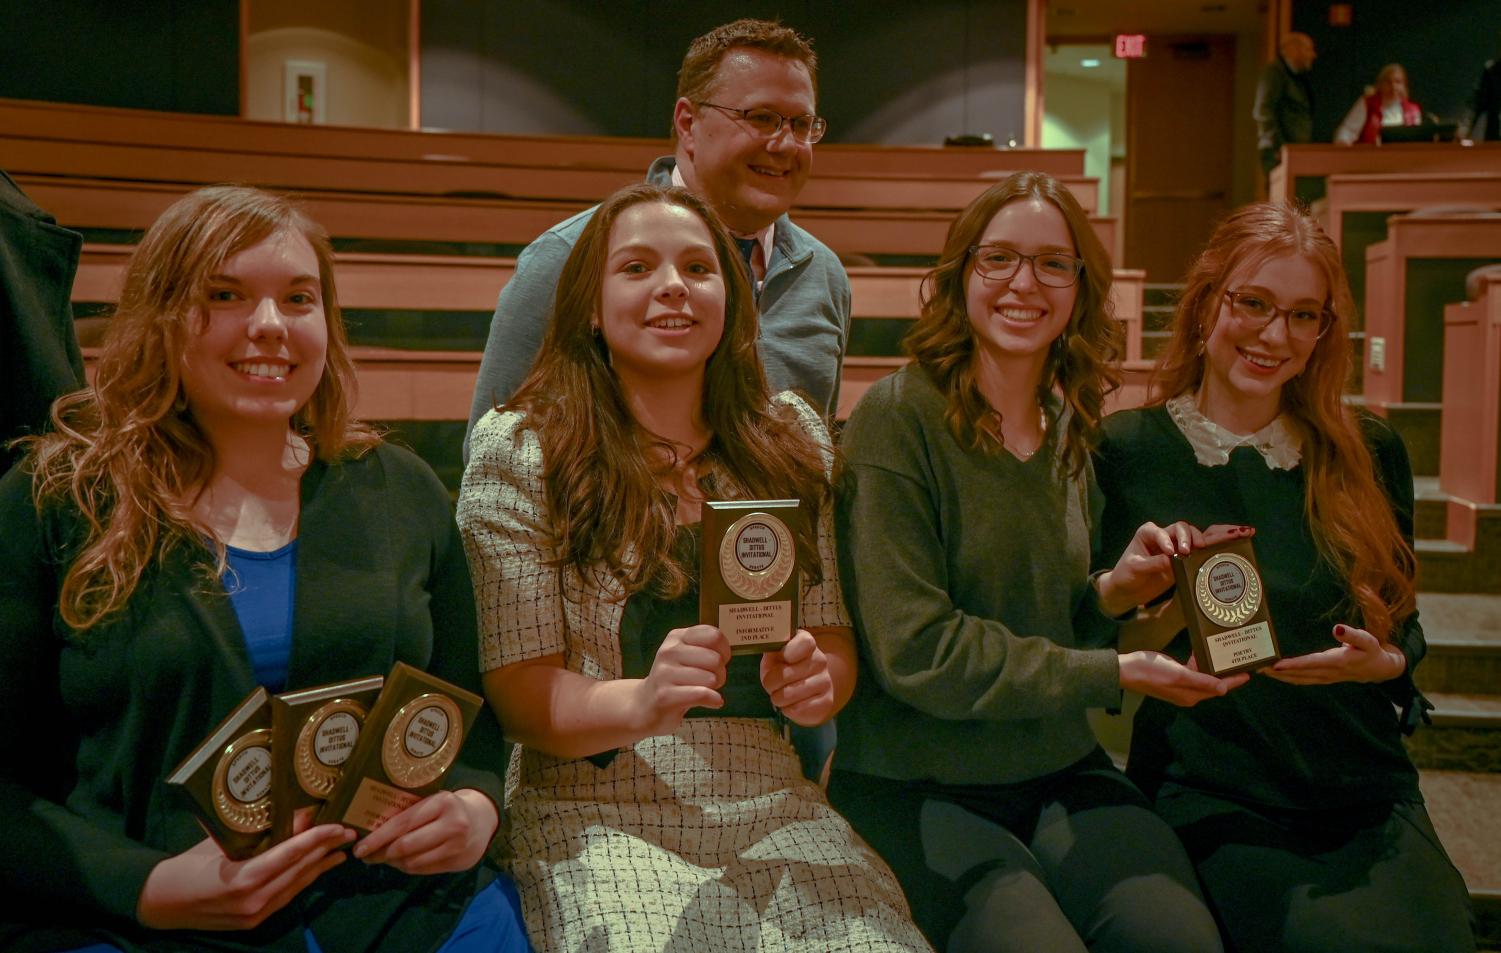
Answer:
[{"left": 1165, "top": 393, "right": 1302, "bottom": 470}]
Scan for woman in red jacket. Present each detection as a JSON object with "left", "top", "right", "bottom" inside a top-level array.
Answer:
[{"left": 1335, "top": 63, "right": 1422, "bottom": 144}]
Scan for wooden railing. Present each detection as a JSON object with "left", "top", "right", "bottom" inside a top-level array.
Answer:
[
  {"left": 1269, "top": 142, "right": 1501, "bottom": 206},
  {"left": 1363, "top": 213, "right": 1501, "bottom": 473}
]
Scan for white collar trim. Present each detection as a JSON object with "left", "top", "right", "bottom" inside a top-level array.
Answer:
[{"left": 1166, "top": 393, "right": 1302, "bottom": 470}]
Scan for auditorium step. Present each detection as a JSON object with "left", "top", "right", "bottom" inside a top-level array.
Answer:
[
  {"left": 1415, "top": 476, "right": 1448, "bottom": 541},
  {"left": 1412, "top": 594, "right": 1501, "bottom": 948},
  {"left": 1420, "top": 771, "right": 1501, "bottom": 948},
  {"left": 1407, "top": 693, "right": 1501, "bottom": 773},
  {"left": 1413, "top": 593, "right": 1501, "bottom": 694},
  {"left": 1139, "top": 282, "right": 1180, "bottom": 360}
]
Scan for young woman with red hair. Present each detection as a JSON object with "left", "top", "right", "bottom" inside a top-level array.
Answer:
[{"left": 1094, "top": 202, "right": 1475, "bottom": 952}]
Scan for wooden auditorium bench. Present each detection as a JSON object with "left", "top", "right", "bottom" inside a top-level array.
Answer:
[
  {"left": 1, "top": 128, "right": 1098, "bottom": 216},
  {"left": 1268, "top": 142, "right": 1501, "bottom": 206},
  {"left": 74, "top": 244, "right": 1143, "bottom": 365},
  {"left": 72, "top": 244, "right": 1148, "bottom": 486},
  {"left": 1363, "top": 213, "right": 1501, "bottom": 475},
  {"left": 1440, "top": 273, "right": 1501, "bottom": 547},
  {"left": 1324, "top": 172, "right": 1501, "bottom": 318},
  {"left": 26, "top": 174, "right": 1114, "bottom": 262},
  {"left": 0, "top": 96, "right": 1086, "bottom": 181}
]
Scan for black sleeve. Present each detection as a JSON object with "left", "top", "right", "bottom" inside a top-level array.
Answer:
[
  {"left": 0, "top": 464, "right": 170, "bottom": 923},
  {"left": 1361, "top": 414, "right": 1432, "bottom": 731}
]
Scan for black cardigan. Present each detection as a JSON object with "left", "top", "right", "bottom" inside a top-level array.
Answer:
[
  {"left": 1094, "top": 406, "right": 1425, "bottom": 811},
  {"left": 0, "top": 443, "right": 505, "bottom": 953}
]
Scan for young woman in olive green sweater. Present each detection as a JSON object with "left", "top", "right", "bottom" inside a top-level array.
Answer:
[{"left": 832, "top": 172, "right": 1235, "bottom": 953}]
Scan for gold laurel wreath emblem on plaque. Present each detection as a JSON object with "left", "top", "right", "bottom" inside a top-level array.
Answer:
[
  {"left": 294, "top": 699, "right": 368, "bottom": 798},
  {"left": 381, "top": 693, "right": 462, "bottom": 789},
  {"left": 212, "top": 728, "right": 274, "bottom": 834},
  {"left": 1194, "top": 553, "right": 1262, "bottom": 627},
  {"left": 718, "top": 512, "right": 796, "bottom": 600}
]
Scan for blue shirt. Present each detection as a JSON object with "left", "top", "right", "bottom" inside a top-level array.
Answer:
[{"left": 224, "top": 540, "right": 298, "bottom": 690}]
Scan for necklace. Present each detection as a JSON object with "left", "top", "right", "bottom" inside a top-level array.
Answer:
[{"left": 998, "top": 404, "right": 1047, "bottom": 460}]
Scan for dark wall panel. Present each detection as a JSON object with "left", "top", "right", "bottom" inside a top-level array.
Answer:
[
  {"left": 1292, "top": 0, "right": 1497, "bottom": 139},
  {"left": 420, "top": 0, "right": 1025, "bottom": 145},
  {"left": 0, "top": 0, "right": 239, "bottom": 115}
]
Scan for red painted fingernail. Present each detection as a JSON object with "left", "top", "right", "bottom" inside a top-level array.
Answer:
[{"left": 1334, "top": 624, "right": 1345, "bottom": 636}]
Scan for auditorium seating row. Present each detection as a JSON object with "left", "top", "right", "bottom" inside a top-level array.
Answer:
[
  {"left": 70, "top": 243, "right": 1148, "bottom": 425},
  {"left": 32, "top": 101, "right": 1501, "bottom": 567}
]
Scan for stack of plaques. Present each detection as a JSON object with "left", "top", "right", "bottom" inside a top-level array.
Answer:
[{"left": 167, "top": 662, "right": 483, "bottom": 856}]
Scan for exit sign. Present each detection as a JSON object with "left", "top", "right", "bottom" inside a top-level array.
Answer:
[{"left": 1115, "top": 34, "right": 1147, "bottom": 58}]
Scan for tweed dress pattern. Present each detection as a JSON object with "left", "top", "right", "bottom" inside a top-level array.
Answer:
[{"left": 458, "top": 393, "right": 930, "bottom": 953}]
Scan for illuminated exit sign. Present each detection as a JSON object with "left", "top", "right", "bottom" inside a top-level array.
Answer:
[{"left": 1114, "top": 34, "right": 1147, "bottom": 58}]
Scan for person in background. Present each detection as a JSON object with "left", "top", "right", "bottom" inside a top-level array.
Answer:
[
  {"left": 1462, "top": 32, "right": 1501, "bottom": 141},
  {"left": 1253, "top": 32, "right": 1317, "bottom": 188},
  {"left": 831, "top": 171, "right": 1229, "bottom": 953},
  {"left": 0, "top": 169, "right": 84, "bottom": 477},
  {"left": 1334, "top": 63, "right": 1423, "bottom": 145},
  {"left": 0, "top": 186, "right": 526, "bottom": 953},
  {"left": 464, "top": 18, "right": 850, "bottom": 462},
  {"left": 1095, "top": 202, "right": 1476, "bottom": 953},
  {"left": 459, "top": 182, "right": 928, "bottom": 953}
]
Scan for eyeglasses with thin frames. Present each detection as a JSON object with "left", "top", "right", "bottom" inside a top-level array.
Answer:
[
  {"left": 696, "top": 102, "right": 828, "bottom": 144},
  {"left": 1222, "top": 290, "right": 1332, "bottom": 342},
  {"left": 969, "top": 244, "right": 1085, "bottom": 288}
]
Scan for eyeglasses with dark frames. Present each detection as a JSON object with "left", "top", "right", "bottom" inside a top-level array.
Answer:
[
  {"left": 1221, "top": 290, "right": 1332, "bottom": 342},
  {"left": 969, "top": 244, "right": 1084, "bottom": 288},
  {"left": 696, "top": 102, "right": 828, "bottom": 144}
]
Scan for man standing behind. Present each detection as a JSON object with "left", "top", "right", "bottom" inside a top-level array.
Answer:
[
  {"left": 464, "top": 18, "right": 850, "bottom": 461},
  {"left": 1252, "top": 31, "right": 1317, "bottom": 189}
]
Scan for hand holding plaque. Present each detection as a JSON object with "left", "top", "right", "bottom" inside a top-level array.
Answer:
[
  {"left": 701, "top": 499, "right": 806, "bottom": 655},
  {"left": 315, "top": 662, "right": 482, "bottom": 836},
  {"left": 1171, "top": 536, "right": 1282, "bottom": 676},
  {"left": 165, "top": 688, "right": 274, "bottom": 861}
]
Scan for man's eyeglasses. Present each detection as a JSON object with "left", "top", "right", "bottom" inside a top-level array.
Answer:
[
  {"left": 969, "top": 244, "right": 1084, "bottom": 288},
  {"left": 1222, "top": 290, "right": 1332, "bottom": 342},
  {"left": 697, "top": 102, "right": 828, "bottom": 144}
]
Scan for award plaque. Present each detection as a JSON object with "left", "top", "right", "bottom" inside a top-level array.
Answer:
[
  {"left": 1171, "top": 536, "right": 1282, "bottom": 676},
  {"left": 701, "top": 499, "right": 806, "bottom": 655},
  {"left": 165, "top": 687, "right": 274, "bottom": 860},
  {"left": 269, "top": 675, "right": 384, "bottom": 843},
  {"left": 315, "top": 662, "right": 482, "bottom": 836}
]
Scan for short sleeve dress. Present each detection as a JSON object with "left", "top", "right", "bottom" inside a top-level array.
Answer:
[{"left": 457, "top": 392, "right": 930, "bottom": 953}]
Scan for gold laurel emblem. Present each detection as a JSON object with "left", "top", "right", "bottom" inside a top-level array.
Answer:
[
  {"left": 294, "top": 699, "right": 368, "bottom": 798},
  {"left": 212, "top": 728, "right": 273, "bottom": 834},
  {"left": 381, "top": 693, "right": 462, "bottom": 789},
  {"left": 718, "top": 512, "right": 796, "bottom": 600},
  {"left": 1194, "top": 553, "right": 1262, "bottom": 627}
]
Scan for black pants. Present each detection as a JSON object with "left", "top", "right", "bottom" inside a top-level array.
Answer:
[
  {"left": 829, "top": 751, "right": 1222, "bottom": 953},
  {"left": 1157, "top": 789, "right": 1477, "bottom": 953}
]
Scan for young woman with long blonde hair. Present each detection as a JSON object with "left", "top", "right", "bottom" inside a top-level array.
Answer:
[
  {"left": 1095, "top": 202, "right": 1475, "bottom": 952},
  {"left": 0, "top": 186, "right": 523, "bottom": 953}
]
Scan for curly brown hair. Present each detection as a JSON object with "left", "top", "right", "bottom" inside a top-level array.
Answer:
[
  {"left": 903, "top": 171, "right": 1122, "bottom": 476},
  {"left": 508, "top": 184, "right": 828, "bottom": 598},
  {"left": 23, "top": 185, "right": 379, "bottom": 631},
  {"left": 1151, "top": 202, "right": 1415, "bottom": 639}
]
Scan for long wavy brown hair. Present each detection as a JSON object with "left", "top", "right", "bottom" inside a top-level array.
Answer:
[
  {"left": 22, "top": 185, "right": 379, "bottom": 631},
  {"left": 1151, "top": 202, "right": 1415, "bottom": 639},
  {"left": 904, "top": 172, "right": 1121, "bottom": 476},
  {"left": 508, "top": 183, "right": 827, "bottom": 598}
]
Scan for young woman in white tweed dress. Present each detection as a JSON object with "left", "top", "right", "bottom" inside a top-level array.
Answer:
[{"left": 457, "top": 183, "right": 929, "bottom": 953}]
